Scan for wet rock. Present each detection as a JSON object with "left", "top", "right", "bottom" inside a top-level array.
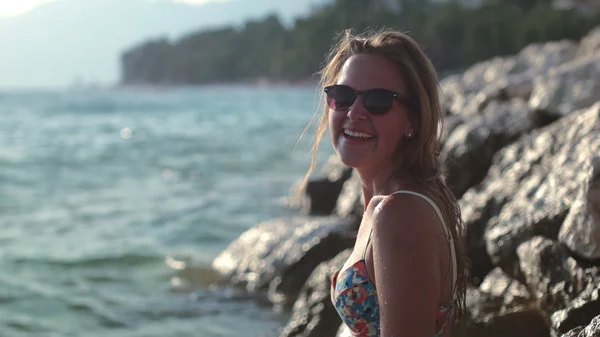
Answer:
[
  {"left": 458, "top": 55, "right": 519, "bottom": 96},
  {"left": 479, "top": 267, "right": 532, "bottom": 309},
  {"left": 483, "top": 102, "right": 600, "bottom": 278},
  {"left": 303, "top": 178, "right": 346, "bottom": 215},
  {"left": 577, "top": 26, "right": 600, "bottom": 59},
  {"left": 516, "top": 237, "right": 600, "bottom": 315},
  {"left": 442, "top": 114, "right": 465, "bottom": 141},
  {"left": 529, "top": 54, "right": 600, "bottom": 119},
  {"left": 212, "top": 216, "right": 355, "bottom": 309},
  {"left": 552, "top": 295, "right": 600, "bottom": 337},
  {"left": 441, "top": 39, "right": 578, "bottom": 117},
  {"left": 443, "top": 98, "right": 535, "bottom": 198},
  {"left": 458, "top": 287, "right": 549, "bottom": 337},
  {"left": 279, "top": 250, "right": 351, "bottom": 337},
  {"left": 334, "top": 170, "right": 363, "bottom": 221},
  {"left": 287, "top": 155, "right": 353, "bottom": 216},
  {"left": 447, "top": 92, "right": 490, "bottom": 116},
  {"left": 460, "top": 184, "right": 508, "bottom": 285},
  {"left": 559, "top": 156, "right": 600, "bottom": 260},
  {"left": 494, "top": 40, "right": 579, "bottom": 102},
  {"left": 559, "top": 314, "right": 600, "bottom": 337}
]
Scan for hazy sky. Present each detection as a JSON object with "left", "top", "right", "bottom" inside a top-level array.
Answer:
[
  {"left": 0, "top": 0, "right": 320, "bottom": 88},
  {"left": 0, "top": 0, "right": 55, "bottom": 17},
  {"left": 0, "top": 0, "right": 229, "bottom": 17}
]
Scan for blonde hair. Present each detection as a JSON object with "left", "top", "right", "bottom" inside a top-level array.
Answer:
[{"left": 299, "top": 28, "right": 468, "bottom": 326}]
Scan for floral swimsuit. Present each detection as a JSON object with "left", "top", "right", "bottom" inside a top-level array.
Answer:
[{"left": 330, "top": 190, "right": 458, "bottom": 337}]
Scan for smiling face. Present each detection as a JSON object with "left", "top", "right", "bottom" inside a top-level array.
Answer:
[{"left": 328, "top": 53, "right": 414, "bottom": 175}]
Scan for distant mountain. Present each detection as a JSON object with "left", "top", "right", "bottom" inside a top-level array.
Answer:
[{"left": 0, "top": 0, "right": 327, "bottom": 88}]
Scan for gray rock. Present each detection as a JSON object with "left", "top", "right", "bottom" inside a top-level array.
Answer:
[
  {"left": 460, "top": 181, "right": 509, "bottom": 285},
  {"left": 279, "top": 250, "right": 351, "bottom": 337},
  {"left": 443, "top": 98, "right": 535, "bottom": 198},
  {"left": 529, "top": 54, "right": 600, "bottom": 119},
  {"left": 460, "top": 56, "right": 519, "bottom": 95},
  {"left": 578, "top": 26, "right": 600, "bottom": 59},
  {"left": 516, "top": 237, "right": 600, "bottom": 314},
  {"left": 499, "top": 72, "right": 535, "bottom": 101},
  {"left": 559, "top": 156, "right": 600, "bottom": 260},
  {"left": 447, "top": 92, "right": 490, "bottom": 116},
  {"left": 334, "top": 169, "right": 363, "bottom": 221},
  {"left": 499, "top": 40, "right": 579, "bottom": 101},
  {"left": 317, "top": 154, "right": 353, "bottom": 183},
  {"left": 457, "top": 287, "right": 548, "bottom": 337},
  {"left": 212, "top": 216, "right": 355, "bottom": 309},
  {"left": 479, "top": 267, "right": 532, "bottom": 309},
  {"left": 442, "top": 39, "right": 578, "bottom": 114},
  {"left": 303, "top": 178, "right": 347, "bottom": 215},
  {"left": 443, "top": 114, "right": 465, "bottom": 141},
  {"left": 459, "top": 102, "right": 599, "bottom": 284},
  {"left": 440, "top": 74, "right": 466, "bottom": 99},
  {"left": 484, "top": 102, "right": 600, "bottom": 277},
  {"left": 286, "top": 155, "right": 353, "bottom": 216},
  {"left": 553, "top": 294, "right": 600, "bottom": 337},
  {"left": 560, "top": 314, "right": 600, "bottom": 337}
]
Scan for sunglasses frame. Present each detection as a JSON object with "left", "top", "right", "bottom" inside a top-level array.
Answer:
[{"left": 323, "top": 84, "right": 415, "bottom": 115}]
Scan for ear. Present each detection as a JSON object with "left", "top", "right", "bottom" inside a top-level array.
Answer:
[
  {"left": 405, "top": 124, "right": 414, "bottom": 138},
  {"left": 405, "top": 115, "right": 419, "bottom": 138}
]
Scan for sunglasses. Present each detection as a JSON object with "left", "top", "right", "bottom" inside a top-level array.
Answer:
[{"left": 324, "top": 84, "right": 414, "bottom": 115}]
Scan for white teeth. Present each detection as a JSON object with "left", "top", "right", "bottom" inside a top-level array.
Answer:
[{"left": 343, "top": 129, "right": 374, "bottom": 139}]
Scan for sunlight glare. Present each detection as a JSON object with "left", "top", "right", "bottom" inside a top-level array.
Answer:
[
  {"left": 171, "top": 0, "right": 231, "bottom": 5},
  {"left": 0, "top": 0, "right": 56, "bottom": 17}
]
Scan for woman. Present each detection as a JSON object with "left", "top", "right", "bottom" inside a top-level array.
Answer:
[{"left": 299, "top": 29, "right": 468, "bottom": 337}]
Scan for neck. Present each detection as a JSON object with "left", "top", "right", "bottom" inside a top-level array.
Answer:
[{"left": 355, "top": 162, "right": 416, "bottom": 211}]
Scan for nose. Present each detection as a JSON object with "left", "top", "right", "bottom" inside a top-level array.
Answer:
[{"left": 347, "top": 99, "right": 368, "bottom": 121}]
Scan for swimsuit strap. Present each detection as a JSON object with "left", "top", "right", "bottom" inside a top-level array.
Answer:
[{"left": 362, "top": 190, "right": 458, "bottom": 300}]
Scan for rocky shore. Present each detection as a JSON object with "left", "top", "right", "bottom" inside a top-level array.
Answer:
[{"left": 212, "top": 26, "right": 600, "bottom": 337}]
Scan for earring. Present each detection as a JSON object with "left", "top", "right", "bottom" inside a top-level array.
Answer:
[{"left": 407, "top": 132, "right": 413, "bottom": 139}]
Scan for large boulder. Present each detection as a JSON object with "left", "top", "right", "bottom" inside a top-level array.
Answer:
[
  {"left": 287, "top": 155, "right": 353, "bottom": 216},
  {"left": 558, "top": 155, "right": 600, "bottom": 260},
  {"left": 577, "top": 26, "right": 600, "bottom": 58},
  {"left": 529, "top": 54, "right": 600, "bottom": 119},
  {"left": 478, "top": 267, "right": 532, "bottom": 310},
  {"left": 560, "top": 314, "right": 600, "bottom": 337},
  {"left": 442, "top": 98, "right": 537, "bottom": 198},
  {"left": 334, "top": 169, "right": 363, "bottom": 221},
  {"left": 457, "top": 286, "right": 548, "bottom": 337},
  {"left": 553, "top": 298, "right": 600, "bottom": 337},
  {"left": 440, "top": 40, "right": 583, "bottom": 198},
  {"left": 460, "top": 102, "right": 600, "bottom": 285},
  {"left": 482, "top": 102, "right": 600, "bottom": 279},
  {"left": 212, "top": 216, "right": 355, "bottom": 309},
  {"left": 279, "top": 250, "right": 350, "bottom": 337},
  {"left": 441, "top": 39, "right": 578, "bottom": 115},
  {"left": 517, "top": 237, "right": 600, "bottom": 320}
]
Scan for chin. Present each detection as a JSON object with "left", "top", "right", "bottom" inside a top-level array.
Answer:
[{"left": 336, "top": 152, "right": 369, "bottom": 169}]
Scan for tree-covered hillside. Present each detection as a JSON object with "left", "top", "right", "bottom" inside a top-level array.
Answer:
[{"left": 120, "top": 0, "right": 600, "bottom": 85}]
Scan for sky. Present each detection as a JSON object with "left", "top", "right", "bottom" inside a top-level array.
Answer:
[
  {"left": 0, "top": 0, "right": 227, "bottom": 17},
  {"left": 0, "top": 0, "right": 321, "bottom": 88},
  {"left": 0, "top": 0, "right": 54, "bottom": 17}
]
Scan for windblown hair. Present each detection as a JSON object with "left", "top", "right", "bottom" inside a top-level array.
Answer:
[{"left": 299, "top": 28, "right": 468, "bottom": 327}]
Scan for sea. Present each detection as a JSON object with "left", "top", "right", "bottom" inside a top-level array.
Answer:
[{"left": 0, "top": 86, "right": 335, "bottom": 337}]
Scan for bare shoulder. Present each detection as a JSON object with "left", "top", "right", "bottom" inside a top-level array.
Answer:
[
  {"left": 369, "top": 192, "right": 451, "bottom": 336},
  {"left": 372, "top": 192, "right": 447, "bottom": 242}
]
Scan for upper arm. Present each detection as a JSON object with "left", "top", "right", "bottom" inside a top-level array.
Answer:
[{"left": 371, "top": 194, "right": 445, "bottom": 337}]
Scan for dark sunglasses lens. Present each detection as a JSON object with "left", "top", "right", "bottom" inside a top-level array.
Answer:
[
  {"left": 364, "top": 89, "right": 394, "bottom": 115},
  {"left": 327, "top": 86, "right": 355, "bottom": 110}
]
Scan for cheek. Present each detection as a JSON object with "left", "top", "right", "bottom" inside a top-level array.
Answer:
[
  {"left": 375, "top": 116, "right": 404, "bottom": 149},
  {"left": 328, "top": 111, "right": 345, "bottom": 137}
]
